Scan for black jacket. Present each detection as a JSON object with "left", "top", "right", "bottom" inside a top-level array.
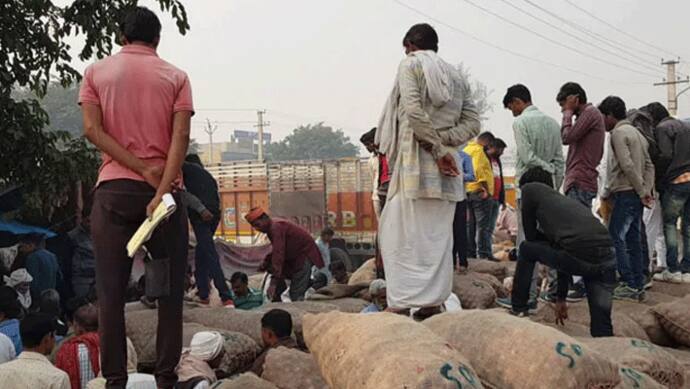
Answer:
[
  {"left": 521, "top": 183, "right": 612, "bottom": 255},
  {"left": 655, "top": 118, "right": 690, "bottom": 190},
  {"left": 182, "top": 162, "right": 221, "bottom": 223}
]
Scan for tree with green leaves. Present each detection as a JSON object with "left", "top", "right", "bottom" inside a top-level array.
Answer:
[
  {"left": 457, "top": 63, "right": 493, "bottom": 120},
  {"left": 266, "top": 123, "right": 359, "bottom": 161},
  {"left": 1, "top": 0, "right": 189, "bottom": 226},
  {"left": 13, "top": 83, "right": 82, "bottom": 138}
]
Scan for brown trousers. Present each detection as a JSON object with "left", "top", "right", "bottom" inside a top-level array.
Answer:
[{"left": 91, "top": 180, "right": 188, "bottom": 389}]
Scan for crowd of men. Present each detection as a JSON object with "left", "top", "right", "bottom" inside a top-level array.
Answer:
[
  {"left": 2, "top": 4, "right": 690, "bottom": 388},
  {"left": 359, "top": 23, "right": 690, "bottom": 335}
]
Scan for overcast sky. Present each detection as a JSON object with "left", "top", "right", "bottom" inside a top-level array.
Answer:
[{"left": 77, "top": 0, "right": 690, "bottom": 150}]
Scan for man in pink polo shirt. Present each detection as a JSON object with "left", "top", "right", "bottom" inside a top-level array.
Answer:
[{"left": 79, "top": 7, "right": 193, "bottom": 389}]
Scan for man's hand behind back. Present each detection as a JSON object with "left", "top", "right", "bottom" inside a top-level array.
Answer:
[{"left": 437, "top": 153, "right": 460, "bottom": 177}]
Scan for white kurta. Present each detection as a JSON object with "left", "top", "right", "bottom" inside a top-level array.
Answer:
[
  {"left": 376, "top": 52, "right": 480, "bottom": 310},
  {"left": 379, "top": 192, "right": 455, "bottom": 309}
]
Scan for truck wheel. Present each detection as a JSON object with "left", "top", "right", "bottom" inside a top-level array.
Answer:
[{"left": 329, "top": 247, "right": 354, "bottom": 272}]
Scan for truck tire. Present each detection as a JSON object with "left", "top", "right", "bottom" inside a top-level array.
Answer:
[{"left": 329, "top": 247, "right": 354, "bottom": 272}]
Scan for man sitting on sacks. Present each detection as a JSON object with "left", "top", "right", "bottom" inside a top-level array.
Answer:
[
  {"left": 245, "top": 208, "right": 325, "bottom": 302},
  {"left": 175, "top": 331, "right": 226, "bottom": 389},
  {"left": 250, "top": 309, "right": 298, "bottom": 376},
  {"left": 507, "top": 167, "right": 616, "bottom": 337}
]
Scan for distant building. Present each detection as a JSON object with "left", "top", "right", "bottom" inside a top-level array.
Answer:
[{"left": 197, "top": 130, "right": 271, "bottom": 164}]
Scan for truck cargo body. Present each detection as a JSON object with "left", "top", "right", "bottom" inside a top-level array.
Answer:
[{"left": 208, "top": 158, "right": 516, "bottom": 258}]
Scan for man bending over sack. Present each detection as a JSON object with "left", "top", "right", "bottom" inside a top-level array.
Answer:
[
  {"left": 245, "top": 208, "right": 325, "bottom": 302},
  {"left": 509, "top": 167, "right": 616, "bottom": 337}
]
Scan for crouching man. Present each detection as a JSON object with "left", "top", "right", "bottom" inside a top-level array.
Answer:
[
  {"left": 509, "top": 167, "right": 616, "bottom": 337},
  {"left": 245, "top": 208, "right": 325, "bottom": 302}
]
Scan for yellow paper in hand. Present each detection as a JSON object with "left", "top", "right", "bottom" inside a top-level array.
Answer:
[{"left": 126, "top": 193, "right": 176, "bottom": 257}]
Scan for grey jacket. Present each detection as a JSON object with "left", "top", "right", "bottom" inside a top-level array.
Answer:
[{"left": 603, "top": 120, "right": 655, "bottom": 199}]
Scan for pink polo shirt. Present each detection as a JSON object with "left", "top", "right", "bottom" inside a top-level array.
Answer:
[{"left": 79, "top": 44, "right": 194, "bottom": 184}]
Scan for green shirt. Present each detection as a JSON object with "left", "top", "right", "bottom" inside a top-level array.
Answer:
[
  {"left": 513, "top": 105, "right": 565, "bottom": 189},
  {"left": 232, "top": 288, "right": 264, "bottom": 310}
]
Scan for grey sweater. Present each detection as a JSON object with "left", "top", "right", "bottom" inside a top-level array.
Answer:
[{"left": 603, "top": 120, "right": 655, "bottom": 198}]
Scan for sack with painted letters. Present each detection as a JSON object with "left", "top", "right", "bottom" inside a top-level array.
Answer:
[
  {"left": 424, "top": 310, "right": 620, "bottom": 389},
  {"left": 303, "top": 311, "right": 483, "bottom": 389},
  {"left": 581, "top": 337, "right": 684, "bottom": 389}
]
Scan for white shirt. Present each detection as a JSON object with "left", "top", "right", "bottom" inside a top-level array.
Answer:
[
  {"left": 0, "top": 351, "right": 70, "bottom": 389},
  {"left": 0, "top": 333, "right": 16, "bottom": 364}
]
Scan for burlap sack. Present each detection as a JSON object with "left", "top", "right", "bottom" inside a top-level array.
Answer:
[
  {"left": 468, "top": 271, "right": 508, "bottom": 298},
  {"left": 184, "top": 304, "right": 314, "bottom": 350},
  {"left": 260, "top": 301, "right": 338, "bottom": 314},
  {"left": 467, "top": 259, "right": 507, "bottom": 281},
  {"left": 212, "top": 373, "right": 279, "bottom": 389},
  {"left": 662, "top": 347, "right": 690, "bottom": 389},
  {"left": 532, "top": 302, "right": 650, "bottom": 341},
  {"left": 307, "top": 283, "right": 369, "bottom": 300},
  {"left": 652, "top": 296, "right": 690, "bottom": 347},
  {"left": 303, "top": 312, "right": 483, "bottom": 389},
  {"left": 324, "top": 298, "right": 369, "bottom": 313},
  {"left": 614, "top": 368, "right": 667, "bottom": 389},
  {"left": 123, "top": 300, "right": 202, "bottom": 313},
  {"left": 623, "top": 306, "right": 676, "bottom": 347},
  {"left": 640, "top": 291, "right": 681, "bottom": 305},
  {"left": 425, "top": 310, "right": 621, "bottom": 389},
  {"left": 545, "top": 321, "right": 593, "bottom": 338},
  {"left": 348, "top": 258, "right": 376, "bottom": 285},
  {"left": 498, "top": 261, "right": 517, "bottom": 277},
  {"left": 261, "top": 347, "right": 328, "bottom": 389},
  {"left": 582, "top": 337, "right": 685, "bottom": 389},
  {"left": 452, "top": 273, "right": 496, "bottom": 309},
  {"left": 647, "top": 282, "right": 690, "bottom": 298},
  {"left": 613, "top": 292, "right": 678, "bottom": 317},
  {"left": 126, "top": 311, "right": 258, "bottom": 374},
  {"left": 124, "top": 301, "right": 150, "bottom": 313},
  {"left": 125, "top": 309, "right": 158, "bottom": 367},
  {"left": 180, "top": 322, "right": 259, "bottom": 375},
  {"left": 183, "top": 308, "right": 266, "bottom": 344}
]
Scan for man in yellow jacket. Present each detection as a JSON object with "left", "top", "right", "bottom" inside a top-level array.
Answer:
[{"left": 464, "top": 132, "right": 496, "bottom": 260}]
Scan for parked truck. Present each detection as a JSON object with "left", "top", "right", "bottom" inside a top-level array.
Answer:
[
  {"left": 206, "top": 158, "right": 378, "bottom": 270},
  {"left": 206, "top": 157, "right": 517, "bottom": 270}
]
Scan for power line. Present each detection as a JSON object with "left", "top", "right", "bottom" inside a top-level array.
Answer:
[
  {"left": 458, "top": 0, "right": 658, "bottom": 78},
  {"left": 561, "top": 0, "right": 679, "bottom": 59},
  {"left": 520, "top": 0, "right": 660, "bottom": 62},
  {"left": 392, "top": 0, "right": 647, "bottom": 85},
  {"left": 495, "top": 0, "right": 663, "bottom": 76}
]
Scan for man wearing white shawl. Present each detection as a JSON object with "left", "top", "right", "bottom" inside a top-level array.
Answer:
[{"left": 377, "top": 24, "right": 480, "bottom": 316}]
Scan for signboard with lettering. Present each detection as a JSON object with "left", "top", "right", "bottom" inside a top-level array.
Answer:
[{"left": 233, "top": 130, "right": 271, "bottom": 144}]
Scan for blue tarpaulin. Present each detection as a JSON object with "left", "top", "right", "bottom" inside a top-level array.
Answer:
[{"left": 0, "top": 220, "right": 56, "bottom": 238}]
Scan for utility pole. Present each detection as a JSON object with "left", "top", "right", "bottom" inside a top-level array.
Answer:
[
  {"left": 654, "top": 59, "right": 689, "bottom": 116},
  {"left": 204, "top": 119, "right": 218, "bottom": 165},
  {"left": 255, "top": 110, "right": 270, "bottom": 161}
]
